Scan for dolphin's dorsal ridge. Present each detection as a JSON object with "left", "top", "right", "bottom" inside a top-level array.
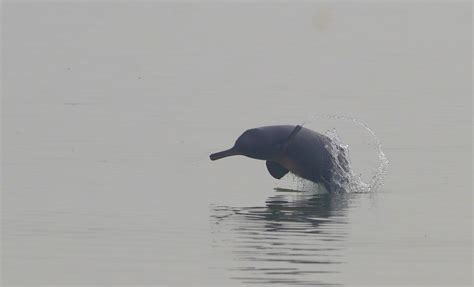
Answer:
[
  {"left": 280, "top": 125, "right": 303, "bottom": 151},
  {"left": 266, "top": 161, "right": 289, "bottom": 179}
]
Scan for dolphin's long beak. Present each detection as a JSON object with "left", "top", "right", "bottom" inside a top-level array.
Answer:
[{"left": 210, "top": 147, "right": 239, "bottom": 161}]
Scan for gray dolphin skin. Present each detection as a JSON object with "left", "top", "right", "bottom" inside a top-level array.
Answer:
[{"left": 210, "top": 125, "right": 346, "bottom": 192}]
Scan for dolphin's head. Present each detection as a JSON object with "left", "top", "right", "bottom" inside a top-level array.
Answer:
[{"left": 210, "top": 128, "right": 273, "bottom": 161}]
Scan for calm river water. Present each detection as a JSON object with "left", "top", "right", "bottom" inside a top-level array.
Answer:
[{"left": 2, "top": 2, "right": 471, "bottom": 286}]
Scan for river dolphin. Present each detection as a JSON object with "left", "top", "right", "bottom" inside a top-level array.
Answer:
[{"left": 210, "top": 125, "right": 349, "bottom": 192}]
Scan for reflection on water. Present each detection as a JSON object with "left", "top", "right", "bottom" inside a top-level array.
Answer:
[{"left": 211, "top": 191, "right": 356, "bottom": 286}]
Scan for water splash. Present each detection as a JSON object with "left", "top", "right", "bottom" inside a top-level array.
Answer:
[{"left": 310, "top": 115, "right": 389, "bottom": 193}]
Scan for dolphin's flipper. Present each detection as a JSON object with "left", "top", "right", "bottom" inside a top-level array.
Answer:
[{"left": 266, "top": 161, "right": 289, "bottom": 179}]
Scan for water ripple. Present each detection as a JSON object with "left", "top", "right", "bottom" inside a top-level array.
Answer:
[{"left": 211, "top": 192, "right": 355, "bottom": 286}]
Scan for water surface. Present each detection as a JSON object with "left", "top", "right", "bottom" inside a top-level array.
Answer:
[{"left": 2, "top": 1, "right": 471, "bottom": 286}]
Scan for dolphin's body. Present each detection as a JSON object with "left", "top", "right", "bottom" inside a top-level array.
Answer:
[{"left": 210, "top": 125, "right": 348, "bottom": 192}]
